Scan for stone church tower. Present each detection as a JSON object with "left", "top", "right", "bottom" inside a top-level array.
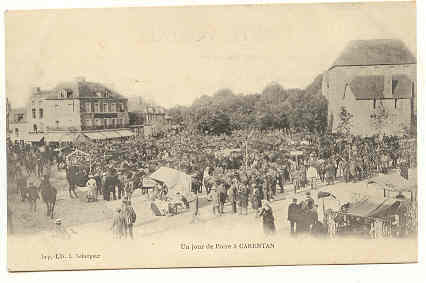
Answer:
[{"left": 323, "top": 39, "right": 416, "bottom": 136}]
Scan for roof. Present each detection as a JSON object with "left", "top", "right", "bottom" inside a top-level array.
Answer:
[
  {"left": 36, "top": 80, "right": 126, "bottom": 100},
  {"left": 331, "top": 39, "right": 416, "bottom": 69}
]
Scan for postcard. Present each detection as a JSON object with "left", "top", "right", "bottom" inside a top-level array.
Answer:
[{"left": 6, "top": 1, "right": 417, "bottom": 271}]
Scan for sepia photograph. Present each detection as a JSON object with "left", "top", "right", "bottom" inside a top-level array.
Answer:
[{"left": 5, "top": 1, "right": 417, "bottom": 271}]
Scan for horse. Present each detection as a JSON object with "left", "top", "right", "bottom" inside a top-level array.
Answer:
[
  {"left": 23, "top": 185, "right": 40, "bottom": 214},
  {"left": 39, "top": 178, "right": 57, "bottom": 219}
]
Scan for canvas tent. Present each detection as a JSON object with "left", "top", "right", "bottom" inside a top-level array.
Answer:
[
  {"left": 150, "top": 167, "right": 193, "bottom": 198},
  {"left": 368, "top": 172, "right": 417, "bottom": 193}
]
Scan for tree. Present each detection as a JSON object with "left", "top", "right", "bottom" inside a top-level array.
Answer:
[
  {"left": 196, "top": 110, "right": 232, "bottom": 136},
  {"left": 257, "top": 112, "right": 275, "bottom": 131},
  {"left": 276, "top": 112, "right": 290, "bottom": 132},
  {"left": 336, "top": 106, "right": 354, "bottom": 137},
  {"left": 370, "top": 100, "right": 389, "bottom": 135}
]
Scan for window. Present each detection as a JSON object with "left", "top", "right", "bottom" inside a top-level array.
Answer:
[
  {"left": 16, "top": 113, "right": 24, "bottom": 122},
  {"left": 392, "top": 79, "right": 399, "bottom": 94},
  {"left": 66, "top": 90, "right": 73, "bottom": 98},
  {"left": 85, "top": 119, "right": 92, "bottom": 127},
  {"left": 56, "top": 121, "right": 59, "bottom": 128},
  {"left": 373, "top": 98, "right": 376, "bottom": 109},
  {"left": 103, "top": 103, "right": 108, "bottom": 113},
  {"left": 58, "top": 89, "right": 66, "bottom": 98},
  {"left": 85, "top": 102, "right": 92, "bottom": 113},
  {"left": 32, "top": 108, "right": 36, "bottom": 119},
  {"left": 111, "top": 103, "right": 116, "bottom": 112},
  {"left": 33, "top": 124, "right": 38, "bottom": 133},
  {"left": 395, "top": 98, "right": 398, "bottom": 109},
  {"left": 343, "top": 83, "right": 349, "bottom": 99},
  {"left": 39, "top": 108, "right": 43, "bottom": 119},
  {"left": 15, "top": 128, "right": 19, "bottom": 137},
  {"left": 94, "top": 103, "right": 100, "bottom": 113}
]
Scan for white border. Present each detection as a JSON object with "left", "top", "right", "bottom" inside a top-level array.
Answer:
[{"left": 1, "top": 0, "right": 424, "bottom": 282}]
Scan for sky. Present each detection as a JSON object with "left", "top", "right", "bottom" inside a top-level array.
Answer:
[{"left": 5, "top": 2, "right": 416, "bottom": 109}]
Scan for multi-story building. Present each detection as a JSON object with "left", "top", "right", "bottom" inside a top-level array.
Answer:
[
  {"left": 9, "top": 77, "right": 133, "bottom": 143},
  {"left": 127, "top": 96, "right": 168, "bottom": 137},
  {"left": 323, "top": 39, "right": 417, "bottom": 136},
  {"left": 9, "top": 107, "right": 29, "bottom": 142}
]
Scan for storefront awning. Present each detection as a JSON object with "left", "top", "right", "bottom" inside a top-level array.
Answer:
[
  {"left": 45, "top": 132, "right": 78, "bottom": 143},
  {"left": 84, "top": 132, "right": 108, "bottom": 140},
  {"left": 101, "top": 131, "right": 121, "bottom": 139},
  {"left": 22, "top": 133, "right": 45, "bottom": 142},
  {"left": 115, "top": 130, "right": 135, "bottom": 137}
]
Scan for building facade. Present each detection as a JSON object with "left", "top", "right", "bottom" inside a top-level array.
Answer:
[
  {"left": 9, "top": 77, "right": 132, "bottom": 143},
  {"left": 127, "top": 96, "right": 168, "bottom": 137},
  {"left": 323, "top": 39, "right": 417, "bottom": 136}
]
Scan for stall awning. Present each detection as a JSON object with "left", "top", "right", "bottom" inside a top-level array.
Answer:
[
  {"left": 344, "top": 199, "right": 384, "bottom": 218},
  {"left": 150, "top": 167, "right": 192, "bottom": 197},
  {"left": 115, "top": 130, "right": 135, "bottom": 137},
  {"left": 368, "top": 172, "right": 417, "bottom": 193}
]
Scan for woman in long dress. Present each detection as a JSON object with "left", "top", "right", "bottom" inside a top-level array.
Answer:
[{"left": 258, "top": 200, "right": 276, "bottom": 235}]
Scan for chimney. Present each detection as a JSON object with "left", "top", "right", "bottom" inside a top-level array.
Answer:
[
  {"left": 75, "top": 76, "right": 86, "bottom": 83},
  {"left": 32, "top": 87, "right": 41, "bottom": 94}
]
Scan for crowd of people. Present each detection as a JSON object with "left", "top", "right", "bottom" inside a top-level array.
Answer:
[{"left": 6, "top": 128, "right": 416, "bottom": 238}]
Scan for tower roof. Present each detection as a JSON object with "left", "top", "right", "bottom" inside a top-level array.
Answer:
[{"left": 331, "top": 39, "right": 416, "bottom": 69}]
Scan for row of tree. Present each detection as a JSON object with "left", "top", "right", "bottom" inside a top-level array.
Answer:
[{"left": 168, "top": 74, "right": 328, "bottom": 135}]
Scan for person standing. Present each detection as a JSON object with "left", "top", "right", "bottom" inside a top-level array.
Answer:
[
  {"left": 238, "top": 184, "right": 249, "bottom": 215},
  {"left": 229, "top": 178, "right": 239, "bottom": 214},
  {"left": 117, "top": 171, "right": 125, "bottom": 200},
  {"left": 122, "top": 199, "right": 136, "bottom": 239},
  {"left": 94, "top": 168, "right": 103, "bottom": 197},
  {"left": 102, "top": 172, "right": 108, "bottom": 200},
  {"left": 191, "top": 190, "right": 200, "bottom": 224},
  {"left": 258, "top": 200, "right": 276, "bottom": 235},
  {"left": 112, "top": 208, "right": 124, "bottom": 239},
  {"left": 218, "top": 180, "right": 226, "bottom": 214},
  {"left": 306, "top": 164, "right": 319, "bottom": 190},
  {"left": 288, "top": 198, "right": 298, "bottom": 235},
  {"left": 66, "top": 165, "right": 79, "bottom": 199},
  {"left": 211, "top": 183, "right": 220, "bottom": 216},
  {"left": 86, "top": 174, "right": 97, "bottom": 202}
]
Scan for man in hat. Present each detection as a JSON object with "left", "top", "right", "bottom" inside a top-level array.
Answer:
[
  {"left": 305, "top": 191, "right": 314, "bottom": 210},
  {"left": 288, "top": 198, "right": 299, "bottom": 235}
]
